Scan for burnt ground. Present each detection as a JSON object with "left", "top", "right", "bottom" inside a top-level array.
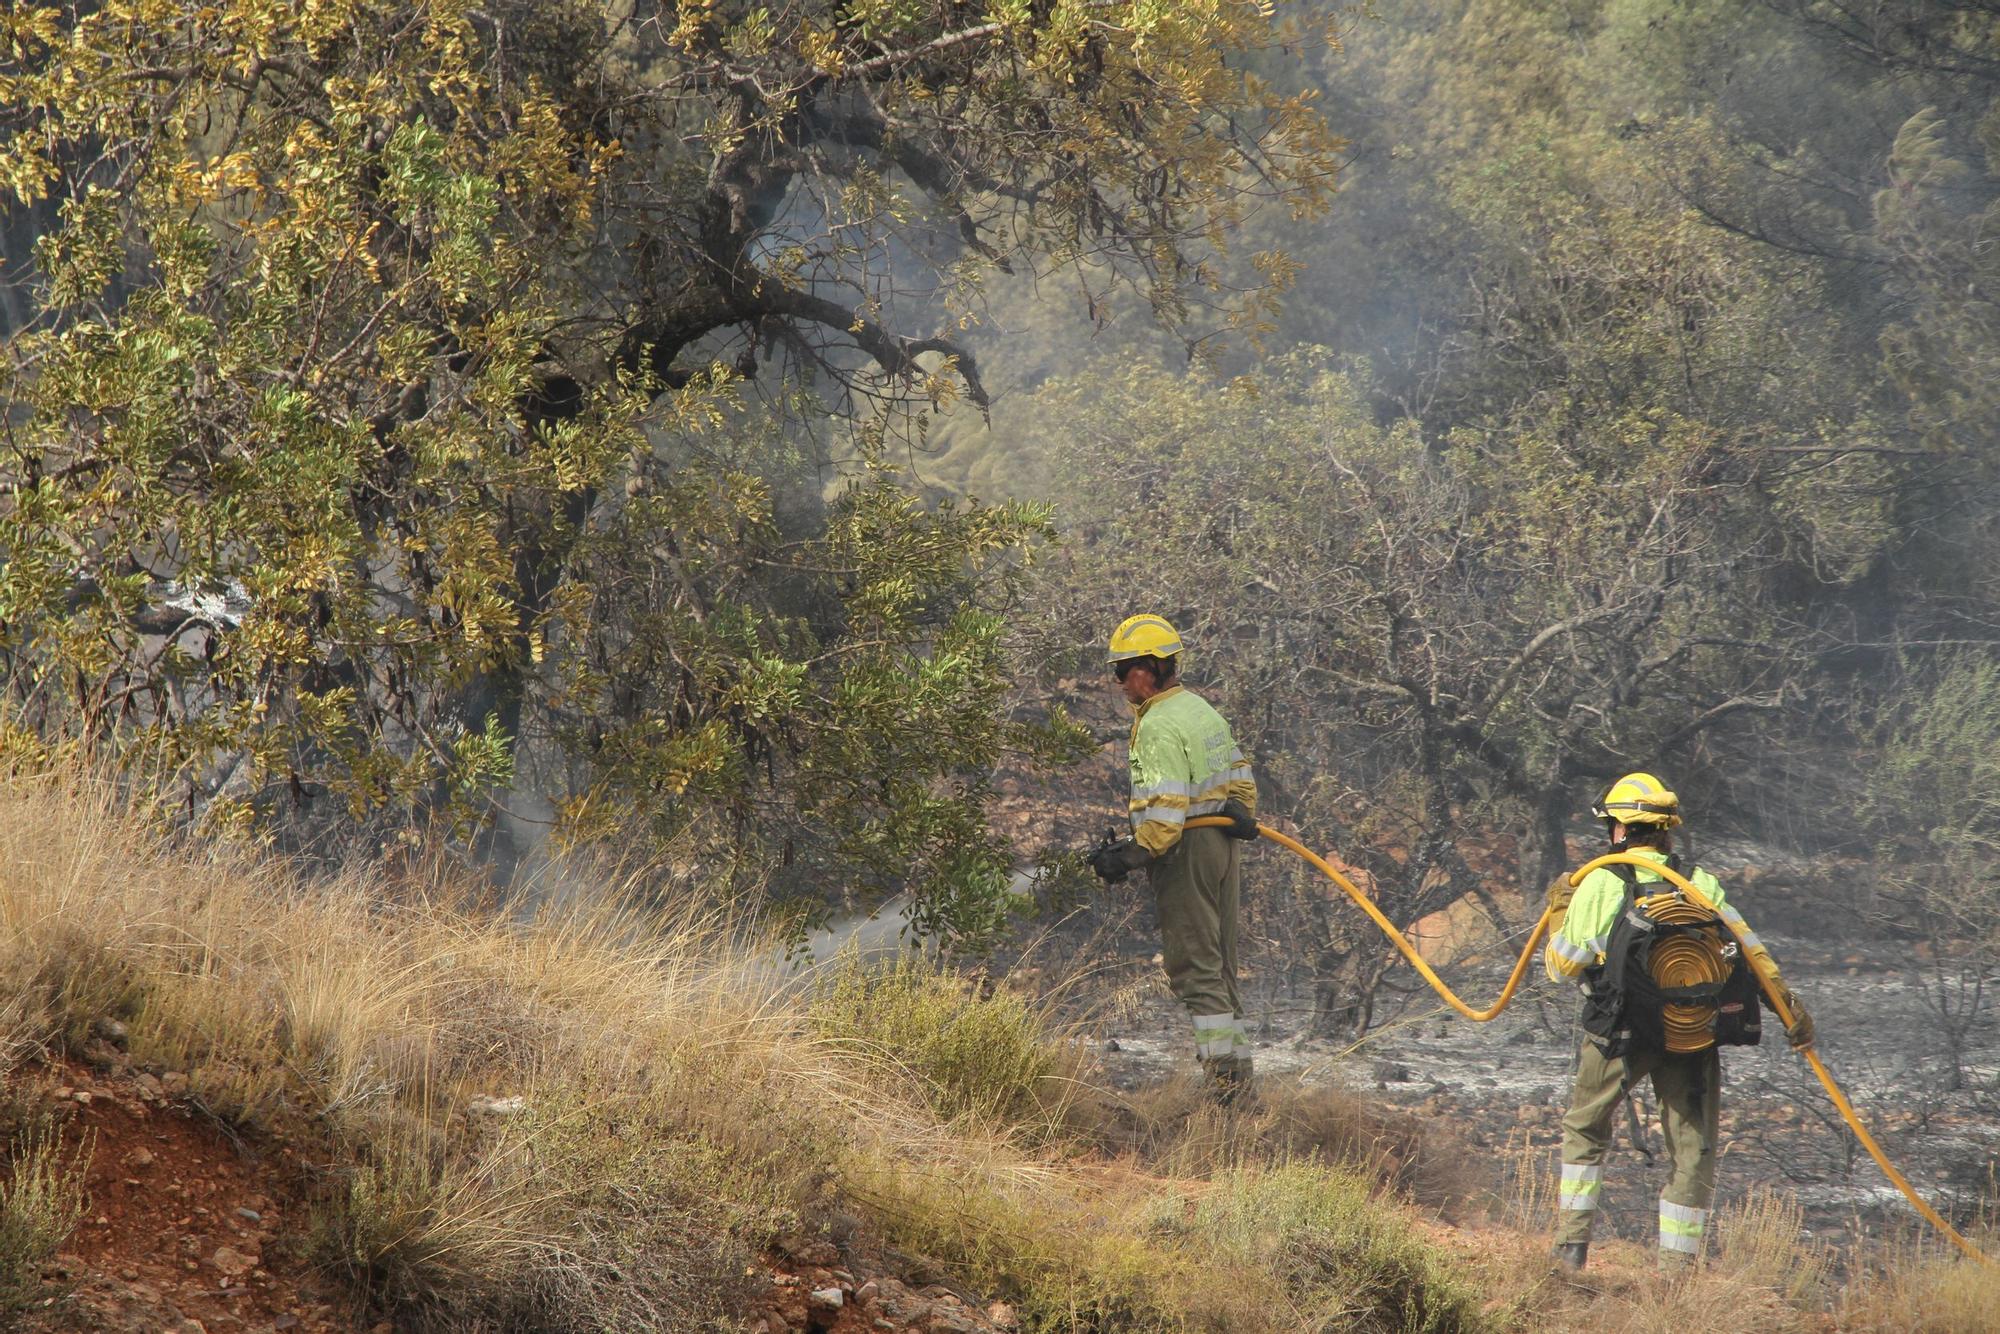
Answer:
[{"left": 1078, "top": 911, "right": 2000, "bottom": 1257}]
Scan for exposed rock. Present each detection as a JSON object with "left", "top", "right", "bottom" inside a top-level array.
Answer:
[
  {"left": 209, "top": 1245, "right": 258, "bottom": 1278},
  {"left": 775, "top": 1233, "right": 841, "bottom": 1267},
  {"left": 809, "top": 1285, "right": 844, "bottom": 1310},
  {"left": 466, "top": 1094, "right": 526, "bottom": 1117}
]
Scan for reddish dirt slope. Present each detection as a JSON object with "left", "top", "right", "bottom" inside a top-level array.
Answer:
[{"left": 18, "top": 1061, "right": 346, "bottom": 1334}]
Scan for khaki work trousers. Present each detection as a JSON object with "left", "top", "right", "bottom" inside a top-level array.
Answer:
[
  {"left": 1556, "top": 1040, "right": 1721, "bottom": 1258},
  {"left": 1148, "top": 826, "right": 1251, "bottom": 1071}
]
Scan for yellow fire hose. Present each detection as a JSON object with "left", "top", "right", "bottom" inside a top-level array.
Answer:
[{"left": 1181, "top": 817, "right": 1993, "bottom": 1264}]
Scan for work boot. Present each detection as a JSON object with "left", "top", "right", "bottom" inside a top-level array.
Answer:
[
  {"left": 1552, "top": 1242, "right": 1588, "bottom": 1273},
  {"left": 1204, "top": 1055, "right": 1256, "bottom": 1109},
  {"left": 1658, "top": 1248, "right": 1697, "bottom": 1275}
]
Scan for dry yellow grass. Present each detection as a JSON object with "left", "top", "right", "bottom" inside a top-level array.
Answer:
[
  {"left": 1836, "top": 1233, "right": 2000, "bottom": 1333},
  {"left": 12, "top": 768, "right": 1979, "bottom": 1332},
  {"left": 0, "top": 772, "right": 1487, "bottom": 1332}
]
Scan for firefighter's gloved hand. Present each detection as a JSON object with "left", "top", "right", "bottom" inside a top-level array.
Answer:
[
  {"left": 1545, "top": 874, "right": 1576, "bottom": 919},
  {"left": 1220, "top": 798, "right": 1260, "bottom": 841},
  {"left": 1779, "top": 989, "right": 1814, "bottom": 1049},
  {"left": 1087, "top": 838, "right": 1154, "bottom": 885}
]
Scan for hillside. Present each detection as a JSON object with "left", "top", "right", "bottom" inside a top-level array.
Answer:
[{"left": 0, "top": 771, "right": 1990, "bottom": 1333}]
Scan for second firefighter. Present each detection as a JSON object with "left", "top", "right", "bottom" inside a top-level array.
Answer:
[{"left": 1087, "top": 614, "right": 1261, "bottom": 1103}]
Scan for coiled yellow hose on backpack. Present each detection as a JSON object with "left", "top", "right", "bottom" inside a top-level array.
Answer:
[
  {"left": 1635, "top": 892, "right": 1737, "bottom": 1053},
  {"left": 1181, "top": 818, "right": 1993, "bottom": 1265}
]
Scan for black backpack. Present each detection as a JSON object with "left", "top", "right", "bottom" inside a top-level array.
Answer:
[{"left": 1580, "top": 862, "right": 1762, "bottom": 1059}]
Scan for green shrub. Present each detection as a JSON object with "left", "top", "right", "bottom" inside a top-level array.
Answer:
[
  {"left": 809, "top": 958, "right": 1074, "bottom": 1129},
  {"left": 1183, "top": 1164, "right": 1483, "bottom": 1333}
]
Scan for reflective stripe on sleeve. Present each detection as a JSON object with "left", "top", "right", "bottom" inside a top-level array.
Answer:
[
  {"left": 1131, "top": 805, "right": 1186, "bottom": 830},
  {"left": 1718, "top": 904, "right": 1764, "bottom": 951},
  {"left": 1550, "top": 933, "right": 1597, "bottom": 967},
  {"left": 1559, "top": 1162, "right": 1603, "bottom": 1213}
]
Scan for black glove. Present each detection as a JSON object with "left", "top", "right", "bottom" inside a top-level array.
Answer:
[
  {"left": 1220, "top": 798, "right": 1260, "bottom": 841},
  {"left": 1086, "top": 838, "right": 1154, "bottom": 884}
]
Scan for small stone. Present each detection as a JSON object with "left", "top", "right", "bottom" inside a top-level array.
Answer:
[
  {"left": 92, "top": 1017, "right": 130, "bottom": 1045},
  {"left": 988, "top": 1300, "right": 1019, "bottom": 1328},
  {"left": 466, "top": 1094, "right": 527, "bottom": 1117},
  {"left": 776, "top": 1233, "right": 840, "bottom": 1267},
  {"left": 161, "top": 1072, "right": 189, "bottom": 1094},
  {"left": 136, "top": 1074, "right": 164, "bottom": 1099},
  {"left": 119, "top": 1268, "right": 138, "bottom": 1281},
  {"left": 809, "top": 1286, "right": 844, "bottom": 1311},
  {"left": 71, "top": 1090, "right": 93, "bottom": 1105},
  {"left": 128, "top": 1148, "right": 155, "bottom": 1169},
  {"left": 273, "top": 1319, "right": 300, "bottom": 1332},
  {"left": 856, "top": 1279, "right": 880, "bottom": 1303},
  {"left": 236, "top": 1207, "right": 262, "bottom": 1223},
  {"left": 209, "top": 1245, "right": 258, "bottom": 1277}
]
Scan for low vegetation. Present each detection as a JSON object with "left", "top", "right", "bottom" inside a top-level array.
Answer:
[
  {"left": 0, "top": 1116, "right": 88, "bottom": 1315},
  {"left": 0, "top": 769, "right": 1991, "bottom": 1330}
]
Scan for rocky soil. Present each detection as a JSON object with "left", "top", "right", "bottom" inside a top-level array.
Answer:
[
  {"left": 6, "top": 1052, "right": 1029, "bottom": 1334},
  {"left": 17, "top": 1056, "right": 346, "bottom": 1334}
]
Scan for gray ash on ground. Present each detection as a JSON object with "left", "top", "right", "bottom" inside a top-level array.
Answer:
[{"left": 1081, "top": 932, "right": 1998, "bottom": 1254}]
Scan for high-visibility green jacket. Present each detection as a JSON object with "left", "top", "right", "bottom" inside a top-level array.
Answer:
[
  {"left": 1544, "top": 846, "right": 1786, "bottom": 994},
  {"left": 1126, "top": 686, "right": 1257, "bottom": 856}
]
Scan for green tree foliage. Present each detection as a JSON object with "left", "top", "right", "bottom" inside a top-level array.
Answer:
[{"left": 0, "top": 0, "right": 1337, "bottom": 934}]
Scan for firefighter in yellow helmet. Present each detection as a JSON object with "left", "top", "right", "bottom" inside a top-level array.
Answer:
[
  {"left": 1087, "top": 615, "right": 1261, "bottom": 1103},
  {"left": 1543, "top": 772, "right": 1814, "bottom": 1272}
]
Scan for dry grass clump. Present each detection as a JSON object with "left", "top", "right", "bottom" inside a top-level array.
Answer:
[
  {"left": 0, "top": 771, "right": 1491, "bottom": 1332},
  {"left": 0, "top": 774, "right": 886, "bottom": 1327},
  {"left": 1835, "top": 1233, "right": 2000, "bottom": 1332},
  {"left": 1067, "top": 1066, "right": 1481, "bottom": 1212},
  {"left": 0, "top": 1117, "right": 90, "bottom": 1314}
]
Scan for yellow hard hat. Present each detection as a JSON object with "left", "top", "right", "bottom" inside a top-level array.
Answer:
[
  {"left": 1107, "top": 614, "right": 1184, "bottom": 663},
  {"left": 1592, "top": 772, "right": 1682, "bottom": 828}
]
